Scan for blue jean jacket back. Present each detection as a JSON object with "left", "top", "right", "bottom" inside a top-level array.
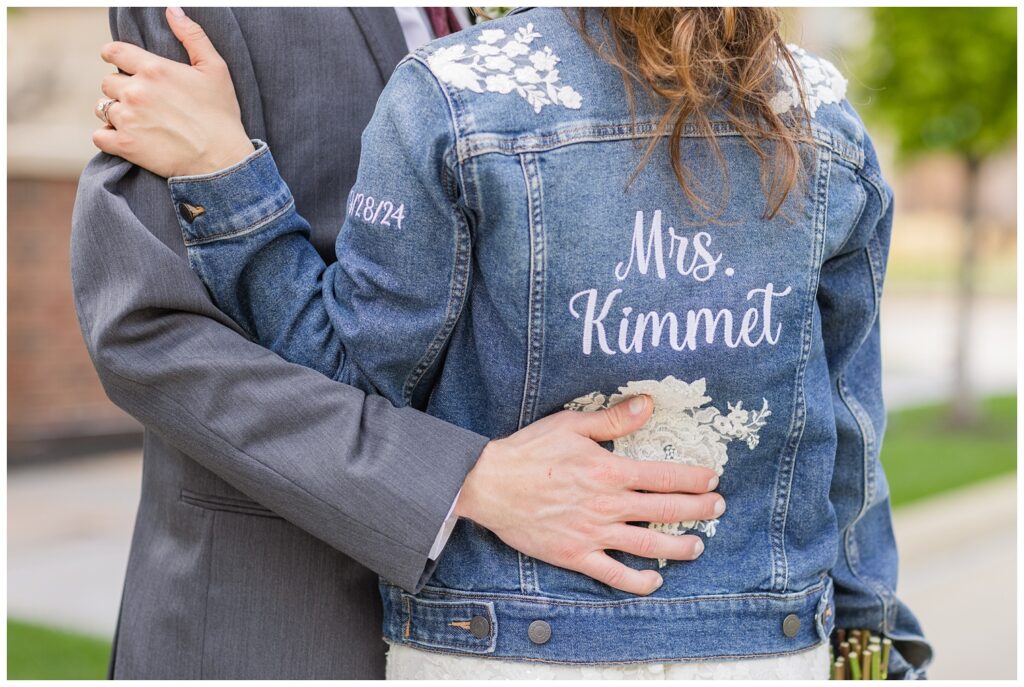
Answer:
[{"left": 167, "top": 7, "right": 932, "bottom": 675}]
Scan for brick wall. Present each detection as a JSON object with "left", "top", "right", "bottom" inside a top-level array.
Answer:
[{"left": 7, "top": 178, "right": 141, "bottom": 460}]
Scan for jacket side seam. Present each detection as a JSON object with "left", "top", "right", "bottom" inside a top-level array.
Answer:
[
  {"left": 835, "top": 231, "right": 895, "bottom": 629},
  {"left": 768, "top": 143, "right": 830, "bottom": 592},
  {"left": 400, "top": 157, "right": 475, "bottom": 405}
]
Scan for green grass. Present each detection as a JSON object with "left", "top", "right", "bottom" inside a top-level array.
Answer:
[
  {"left": 883, "top": 395, "right": 1017, "bottom": 508},
  {"left": 6, "top": 619, "right": 110, "bottom": 680}
]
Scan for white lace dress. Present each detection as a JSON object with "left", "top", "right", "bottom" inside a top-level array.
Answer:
[{"left": 386, "top": 643, "right": 832, "bottom": 680}]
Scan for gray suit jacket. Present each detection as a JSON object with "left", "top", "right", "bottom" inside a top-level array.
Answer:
[{"left": 70, "top": 7, "right": 487, "bottom": 679}]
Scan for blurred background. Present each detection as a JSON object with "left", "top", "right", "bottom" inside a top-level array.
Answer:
[{"left": 6, "top": 6, "right": 1017, "bottom": 680}]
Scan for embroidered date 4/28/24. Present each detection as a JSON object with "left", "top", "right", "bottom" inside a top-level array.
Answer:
[{"left": 347, "top": 191, "right": 407, "bottom": 230}]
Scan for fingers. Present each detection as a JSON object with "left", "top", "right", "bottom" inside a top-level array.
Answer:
[
  {"left": 100, "top": 41, "right": 161, "bottom": 76},
  {"left": 627, "top": 459, "right": 719, "bottom": 494},
  {"left": 572, "top": 395, "right": 652, "bottom": 442},
  {"left": 91, "top": 126, "right": 124, "bottom": 157},
  {"left": 100, "top": 72, "right": 131, "bottom": 101},
  {"left": 604, "top": 526, "right": 705, "bottom": 562},
  {"left": 165, "top": 7, "right": 224, "bottom": 68},
  {"left": 621, "top": 491, "right": 725, "bottom": 524},
  {"left": 576, "top": 551, "right": 663, "bottom": 596}
]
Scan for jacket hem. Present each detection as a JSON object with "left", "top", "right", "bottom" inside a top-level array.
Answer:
[{"left": 381, "top": 576, "right": 835, "bottom": 663}]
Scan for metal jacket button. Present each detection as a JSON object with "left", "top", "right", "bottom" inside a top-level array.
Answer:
[
  {"left": 178, "top": 202, "right": 206, "bottom": 223},
  {"left": 469, "top": 615, "right": 490, "bottom": 639},
  {"left": 782, "top": 614, "right": 801, "bottom": 637},
  {"left": 528, "top": 620, "right": 551, "bottom": 645}
]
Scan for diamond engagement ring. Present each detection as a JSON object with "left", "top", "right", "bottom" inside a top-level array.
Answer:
[{"left": 96, "top": 98, "right": 117, "bottom": 125}]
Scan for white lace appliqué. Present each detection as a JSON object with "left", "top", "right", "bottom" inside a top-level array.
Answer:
[
  {"left": 565, "top": 376, "right": 770, "bottom": 567},
  {"left": 770, "top": 44, "right": 847, "bottom": 118},
  {"left": 425, "top": 23, "right": 583, "bottom": 114}
]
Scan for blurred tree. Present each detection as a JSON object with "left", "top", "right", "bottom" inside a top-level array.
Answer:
[{"left": 858, "top": 7, "right": 1016, "bottom": 426}]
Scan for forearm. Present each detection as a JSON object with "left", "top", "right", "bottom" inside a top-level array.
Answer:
[
  {"left": 168, "top": 141, "right": 351, "bottom": 380},
  {"left": 72, "top": 153, "right": 486, "bottom": 591}
]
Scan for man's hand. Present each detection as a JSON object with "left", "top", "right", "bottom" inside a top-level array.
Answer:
[{"left": 455, "top": 395, "right": 724, "bottom": 596}]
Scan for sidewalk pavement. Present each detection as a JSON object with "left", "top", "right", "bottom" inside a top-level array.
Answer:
[
  {"left": 890, "top": 474, "right": 1016, "bottom": 679},
  {"left": 7, "top": 451, "right": 1015, "bottom": 679}
]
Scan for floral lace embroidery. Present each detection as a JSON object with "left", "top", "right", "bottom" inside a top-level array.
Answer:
[
  {"left": 770, "top": 45, "right": 848, "bottom": 117},
  {"left": 565, "top": 376, "right": 770, "bottom": 566},
  {"left": 425, "top": 23, "right": 583, "bottom": 113}
]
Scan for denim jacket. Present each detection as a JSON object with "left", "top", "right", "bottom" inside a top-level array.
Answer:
[{"left": 167, "top": 7, "right": 932, "bottom": 674}]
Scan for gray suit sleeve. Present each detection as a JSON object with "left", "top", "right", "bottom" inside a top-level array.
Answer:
[{"left": 69, "top": 8, "right": 486, "bottom": 593}]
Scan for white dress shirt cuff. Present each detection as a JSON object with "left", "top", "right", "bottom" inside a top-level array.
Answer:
[{"left": 428, "top": 488, "right": 462, "bottom": 561}]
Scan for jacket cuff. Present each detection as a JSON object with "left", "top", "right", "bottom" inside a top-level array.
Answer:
[{"left": 167, "top": 139, "right": 293, "bottom": 246}]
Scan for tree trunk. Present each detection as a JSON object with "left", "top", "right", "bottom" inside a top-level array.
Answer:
[{"left": 950, "top": 155, "right": 982, "bottom": 427}]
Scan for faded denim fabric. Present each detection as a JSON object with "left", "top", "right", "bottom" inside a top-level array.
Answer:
[{"left": 168, "top": 7, "right": 931, "bottom": 674}]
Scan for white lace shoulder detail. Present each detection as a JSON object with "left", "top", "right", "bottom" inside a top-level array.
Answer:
[
  {"left": 770, "top": 44, "right": 848, "bottom": 117},
  {"left": 425, "top": 23, "right": 583, "bottom": 113},
  {"left": 565, "top": 376, "right": 770, "bottom": 566}
]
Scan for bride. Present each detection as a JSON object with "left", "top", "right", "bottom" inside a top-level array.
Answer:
[{"left": 91, "top": 6, "right": 931, "bottom": 679}]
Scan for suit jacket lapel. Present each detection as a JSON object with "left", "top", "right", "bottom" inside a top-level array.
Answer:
[{"left": 349, "top": 7, "right": 408, "bottom": 83}]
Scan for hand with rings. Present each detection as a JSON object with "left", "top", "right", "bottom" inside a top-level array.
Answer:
[{"left": 89, "top": 7, "right": 254, "bottom": 178}]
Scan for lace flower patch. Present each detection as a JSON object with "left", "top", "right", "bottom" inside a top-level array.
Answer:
[
  {"left": 565, "top": 376, "right": 770, "bottom": 567},
  {"left": 426, "top": 23, "right": 583, "bottom": 114},
  {"left": 770, "top": 44, "right": 847, "bottom": 117}
]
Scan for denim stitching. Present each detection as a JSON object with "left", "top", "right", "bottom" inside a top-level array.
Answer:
[
  {"left": 400, "top": 594, "right": 498, "bottom": 654},
  {"left": 182, "top": 198, "right": 295, "bottom": 247},
  {"left": 408, "top": 575, "right": 829, "bottom": 608},
  {"left": 516, "top": 153, "right": 546, "bottom": 430},
  {"left": 396, "top": 60, "right": 476, "bottom": 404},
  {"left": 407, "top": 54, "right": 472, "bottom": 198},
  {"left": 401, "top": 159, "right": 474, "bottom": 404},
  {"left": 387, "top": 580, "right": 830, "bottom": 660},
  {"left": 457, "top": 120, "right": 863, "bottom": 167},
  {"left": 837, "top": 376, "right": 892, "bottom": 624},
  {"left": 832, "top": 177, "right": 869, "bottom": 259},
  {"left": 768, "top": 144, "right": 830, "bottom": 592},
  {"left": 835, "top": 228, "right": 894, "bottom": 627}
]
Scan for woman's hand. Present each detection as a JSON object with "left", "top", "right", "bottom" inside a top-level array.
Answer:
[{"left": 92, "top": 8, "right": 255, "bottom": 178}]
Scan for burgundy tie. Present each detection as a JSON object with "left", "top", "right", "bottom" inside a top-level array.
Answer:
[{"left": 424, "top": 7, "right": 462, "bottom": 38}]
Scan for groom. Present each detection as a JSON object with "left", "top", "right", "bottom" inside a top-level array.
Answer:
[{"left": 71, "top": 7, "right": 717, "bottom": 679}]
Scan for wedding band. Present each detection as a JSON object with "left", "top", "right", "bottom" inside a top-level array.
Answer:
[{"left": 96, "top": 98, "right": 117, "bottom": 125}]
